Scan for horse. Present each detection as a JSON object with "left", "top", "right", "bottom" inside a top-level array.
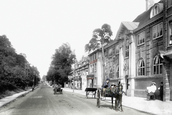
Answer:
[
  {"left": 110, "top": 84, "right": 124, "bottom": 111},
  {"left": 97, "top": 83, "right": 124, "bottom": 112}
]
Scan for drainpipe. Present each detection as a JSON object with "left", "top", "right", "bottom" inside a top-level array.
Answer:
[{"left": 162, "top": 0, "right": 170, "bottom": 101}]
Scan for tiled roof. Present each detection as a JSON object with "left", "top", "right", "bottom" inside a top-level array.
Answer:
[
  {"left": 133, "top": 9, "right": 151, "bottom": 31},
  {"left": 133, "top": 1, "right": 163, "bottom": 32}
]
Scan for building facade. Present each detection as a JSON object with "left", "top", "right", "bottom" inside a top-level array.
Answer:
[
  {"left": 87, "top": 48, "right": 103, "bottom": 88},
  {"left": 104, "top": 22, "right": 138, "bottom": 96},
  {"left": 71, "top": 56, "right": 89, "bottom": 91},
  {"left": 71, "top": 0, "right": 172, "bottom": 101},
  {"left": 97, "top": 0, "right": 172, "bottom": 101}
]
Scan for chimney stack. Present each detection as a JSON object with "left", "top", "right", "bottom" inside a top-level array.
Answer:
[{"left": 146, "top": 0, "right": 155, "bottom": 10}]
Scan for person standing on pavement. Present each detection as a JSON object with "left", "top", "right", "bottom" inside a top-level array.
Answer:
[
  {"left": 158, "top": 82, "right": 163, "bottom": 101},
  {"left": 146, "top": 82, "right": 157, "bottom": 100},
  {"left": 147, "top": 82, "right": 157, "bottom": 93}
]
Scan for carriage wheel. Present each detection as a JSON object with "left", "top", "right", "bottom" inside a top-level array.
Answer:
[{"left": 86, "top": 92, "right": 89, "bottom": 98}]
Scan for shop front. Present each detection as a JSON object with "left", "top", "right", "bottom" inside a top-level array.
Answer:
[{"left": 87, "top": 74, "right": 94, "bottom": 88}]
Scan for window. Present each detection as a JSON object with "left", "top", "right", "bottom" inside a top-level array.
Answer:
[
  {"left": 153, "top": 55, "right": 163, "bottom": 74},
  {"left": 115, "top": 45, "right": 119, "bottom": 55},
  {"left": 169, "top": 21, "right": 172, "bottom": 45},
  {"left": 168, "top": 0, "right": 172, "bottom": 7},
  {"left": 152, "top": 22, "right": 163, "bottom": 39},
  {"left": 94, "top": 63, "right": 96, "bottom": 72},
  {"left": 116, "top": 65, "right": 119, "bottom": 78},
  {"left": 150, "top": 3, "right": 163, "bottom": 18},
  {"left": 137, "top": 31, "right": 145, "bottom": 45},
  {"left": 138, "top": 59, "right": 145, "bottom": 76},
  {"left": 125, "top": 39, "right": 129, "bottom": 57},
  {"left": 109, "top": 66, "right": 114, "bottom": 78},
  {"left": 95, "top": 53, "right": 97, "bottom": 59},
  {"left": 108, "top": 48, "right": 113, "bottom": 57}
]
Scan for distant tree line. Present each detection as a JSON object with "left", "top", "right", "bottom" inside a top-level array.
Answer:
[
  {"left": 0, "top": 35, "right": 40, "bottom": 94},
  {"left": 46, "top": 43, "right": 75, "bottom": 87}
]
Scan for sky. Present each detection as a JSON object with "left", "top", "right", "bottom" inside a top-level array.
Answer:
[{"left": 0, "top": 0, "right": 160, "bottom": 77}]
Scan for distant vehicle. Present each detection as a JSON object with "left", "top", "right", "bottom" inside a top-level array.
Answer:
[{"left": 53, "top": 84, "right": 63, "bottom": 94}]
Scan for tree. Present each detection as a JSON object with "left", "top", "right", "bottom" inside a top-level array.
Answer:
[
  {"left": 85, "top": 24, "right": 113, "bottom": 85},
  {"left": 47, "top": 43, "right": 75, "bottom": 86},
  {"left": 0, "top": 35, "right": 40, "bottom": 93},
  {"left": 85, "top": 24, "right": 113, "bottom": 52}
]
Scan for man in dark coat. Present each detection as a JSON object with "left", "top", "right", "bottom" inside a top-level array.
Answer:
[
  {"left": 158, "top": 82, "right": 163, "bottom": 101},
  {"left": 102, "top": 78, "right": 110, "bottom": 88},
  {"left": 102, "top": 78, "right": 110, "bottom": 97}
]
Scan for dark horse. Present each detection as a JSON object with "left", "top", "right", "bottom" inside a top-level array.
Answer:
[{"left": 97, "top": 83, "right": 124, "bottom": 111}]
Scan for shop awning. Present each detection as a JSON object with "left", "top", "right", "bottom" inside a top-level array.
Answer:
[{"left": 87, "top": 74, "right": 94, "bottom": 79}]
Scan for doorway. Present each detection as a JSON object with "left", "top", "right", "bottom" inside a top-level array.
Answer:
[{"left": 125, "top": 75, "right": 129, "bottom": 91}]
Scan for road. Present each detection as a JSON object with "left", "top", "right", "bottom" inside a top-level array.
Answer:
[{"left": 0, "top": 84, "right": 152, "bottom": 115}]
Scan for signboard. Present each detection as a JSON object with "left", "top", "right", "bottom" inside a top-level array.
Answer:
[{"left": 87, "top": 74, "right": 94, "bottom": 79}]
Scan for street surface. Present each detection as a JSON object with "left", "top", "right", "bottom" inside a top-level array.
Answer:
[{"left": 0, "top": 84, "right": 152, "bottom": 115}]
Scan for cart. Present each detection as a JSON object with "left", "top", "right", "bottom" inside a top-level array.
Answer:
[
  {"left": 85, "top": 88, "right": 97, "bottom": 98},
  {"left": 54, "top": 86, "right": 63, "bottom": 94}
]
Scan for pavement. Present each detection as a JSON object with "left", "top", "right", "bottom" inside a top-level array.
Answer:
[
  {"left": 0, "top": 83, "right": 172, "bottom": 115},
  {"left": 0, "top": 89, "right": 32, "bottom": 108},
  {"left": 62, "top": 88, "right": 172, "bottom": 115}
]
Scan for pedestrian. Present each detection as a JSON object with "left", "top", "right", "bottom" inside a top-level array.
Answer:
[
  {"left": 147, "top": 82, "right": 156, "bottom": 93},
  {"left": 158, "top": 82, "right": 163, "bottom": 101},
  {"left": 101, "top": 78, "right": 110, "bottom": 97},
  {"left": 146, "top": 81, "right": 156, "bottom": 100},
  {"left": 102, "top": 78, "right": 110, "bottom": 88}
]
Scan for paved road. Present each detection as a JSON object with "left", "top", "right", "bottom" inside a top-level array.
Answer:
[{"left": 0, "top": 84, "right": 152, "bottom": 115}]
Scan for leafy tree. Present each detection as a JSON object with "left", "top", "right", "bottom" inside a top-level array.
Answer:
[
  {"left": 47, "top": 43, "right": 75, "bottom": 86},
  {"left": 84, "top": 24, "right": 113, "bottom": 84},
  {"left": 0, "top": 35, "right": 40, "bottom": 93},
  {"left": 85, "top": 24, "right": 113, "bottom": 52}
]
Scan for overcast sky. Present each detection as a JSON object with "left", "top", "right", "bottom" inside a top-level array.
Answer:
[{"left": 0, "top": 0, "right": 160, "bottom": 77}]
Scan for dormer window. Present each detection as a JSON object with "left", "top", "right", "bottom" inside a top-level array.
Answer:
[{"left": 150, "top": 3, "right": 163, "bottom": 18}]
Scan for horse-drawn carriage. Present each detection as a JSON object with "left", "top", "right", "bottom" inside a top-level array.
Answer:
[
  {"left": 97, "top": 82, "right": 125, "bottom": 112},
  {"left": 53, "top": 84, "right": 63, "bottom": 94},
  {"left": 85, "top": 88, "right": 97, "bottom": 98}
]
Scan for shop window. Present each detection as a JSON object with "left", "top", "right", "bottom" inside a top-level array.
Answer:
[
  {"left": 153, "top": 55, "right": 163, "bottom": 74},
  {"left": 138, "top": 59, "right": 145, "bottom": 76},
  {"left": 152, "top": 22, "right": 163, "bottom": 39}
]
